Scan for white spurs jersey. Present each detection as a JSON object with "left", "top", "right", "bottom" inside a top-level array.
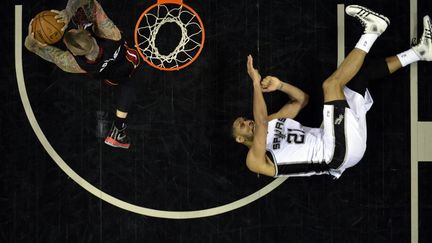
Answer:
[
  {"left": 266, "top": 118, "right": 330, "bottom": 177},
  {"left": 266, "top": 88, "right": 374, "bottom": 178}
]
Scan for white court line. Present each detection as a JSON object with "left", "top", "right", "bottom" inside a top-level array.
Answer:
[
  {"left": 15, "top": 5, "right": 288, "bottom": 219},
  {"left": 339, "top": 4, "right": 423, "bottom": 242},
  {"left": 417, "top": 122, "right": 432, "bottom": 161},
  {"left": 410, "top": 0, "right": 418, "bottom": 241},
  {"left": 337, "top": 4, "right": 345, "bottom": 66}
]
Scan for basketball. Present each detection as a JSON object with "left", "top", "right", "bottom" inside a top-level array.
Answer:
[{"left": 32, "top": 10, "right": 65, "bottom": 45}]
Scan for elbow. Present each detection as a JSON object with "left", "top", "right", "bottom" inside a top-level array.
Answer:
[
  {"left": 24, "top": 37, "right": 32, "bottom": 51},
  {"left": 300, "top": 93, "right": 309, "bottom": 108},
  {"left": 24, "top": 36, "right": 37, "bottom": 53}
]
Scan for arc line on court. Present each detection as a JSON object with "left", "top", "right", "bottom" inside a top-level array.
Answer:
[{"left": 14, "top": 5, "right": 288, "bottom": 219}]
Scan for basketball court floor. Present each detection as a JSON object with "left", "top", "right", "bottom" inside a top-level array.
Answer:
[{"left": 2, "top": 0, "right": 432, "bottom": 242}]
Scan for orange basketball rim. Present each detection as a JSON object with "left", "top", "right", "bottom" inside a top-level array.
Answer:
[{"left": 134, "top": 0, "right": 205, "bottom": 71}]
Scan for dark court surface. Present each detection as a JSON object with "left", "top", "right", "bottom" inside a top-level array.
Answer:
[{"left": 1, "top": 0, "right": 432, "bottom": 242}]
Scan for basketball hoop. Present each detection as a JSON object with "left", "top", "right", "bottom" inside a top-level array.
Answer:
[{"left": 134, "top": 0, "right": 205, "bottom": 71}]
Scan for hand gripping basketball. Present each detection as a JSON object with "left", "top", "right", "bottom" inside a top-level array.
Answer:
[
  {"left": 25, "top": 19, "right": 47, "bottom": 49},
  {"left": 51, "top": 9, "right": 70, "bottom": 32},
  {"left": 31, "top": 10, "right": 65, "bottom": 45}
]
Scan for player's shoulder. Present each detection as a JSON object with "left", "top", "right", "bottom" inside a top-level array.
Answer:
[{"left": 246, "top": 150, "right": 276, "bottom": 176}]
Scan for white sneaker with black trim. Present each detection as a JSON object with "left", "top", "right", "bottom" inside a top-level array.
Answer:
[
  {"left": 345, "top": 5, "right": 390, "bottom": 36},
  {"left": 413, "top": 15, "right": 432, "bottom": 61}
]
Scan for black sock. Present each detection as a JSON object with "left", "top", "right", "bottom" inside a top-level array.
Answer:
[{"left": 114, "top": 116, "right": 126, "bottom": 129}]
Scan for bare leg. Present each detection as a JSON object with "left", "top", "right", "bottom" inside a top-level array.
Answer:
[
  {"left": 385, "top": 56, "right": 403, "bottom": 74},
  {"left": 322, "top": 49, "right": 367, "bottom": 102},
  {"left": 322, "top": 5, "right": 390, "bottom": 103}
]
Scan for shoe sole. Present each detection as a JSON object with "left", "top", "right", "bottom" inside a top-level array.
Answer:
[
  {"left": 104, "top": 137, "right": 130, "bottom": 149},
  {"left": 346, "top": 5, "right": 390, "bottom": 25}
]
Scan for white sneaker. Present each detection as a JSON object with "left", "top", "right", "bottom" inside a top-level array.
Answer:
[
  {"left": 346, "top": 5, "right": 390, "bottom": 35},
  {"left": 413, "top": 15, "right": 432, "bottom": 61}
]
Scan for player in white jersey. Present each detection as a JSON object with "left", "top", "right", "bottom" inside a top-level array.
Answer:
[{"left": 232, "top": 5, "right": 432, "bottom": 178}]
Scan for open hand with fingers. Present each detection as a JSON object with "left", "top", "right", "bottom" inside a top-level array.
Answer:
[
  {"left": 51, "top": 9, "right": 70, "bottom": 31},
  {"left": 261, "top": 76, "right": 283, "bottom": 92},
  {"left": 247, "top": 55, "right": 262, "bottom": 84}
]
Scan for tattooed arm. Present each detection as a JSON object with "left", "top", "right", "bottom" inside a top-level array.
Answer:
[
  {"left": 52, "top": 0, "right": 93, "bottom": 31},
  {"left": 92, "top": 0, "right": 122, "bottom": 41},
  {"left": 64, "top": 0, "right": 91, "bottom": 22},
  {"left": 54, "top": 0, "right": 121, "bottom": 40},
  {"left": 24, "top": 21, "right": 85, "bottom": 74}
]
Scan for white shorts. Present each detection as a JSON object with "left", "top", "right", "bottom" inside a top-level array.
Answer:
[{"left": 322, "top": 87, "right": 373, "bottom": 178}]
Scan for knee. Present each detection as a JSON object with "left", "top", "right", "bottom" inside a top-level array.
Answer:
[{"left": 322, "top": 77, "right": 343, "bottom": 92}]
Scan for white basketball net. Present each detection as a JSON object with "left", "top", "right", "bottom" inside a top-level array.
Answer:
[{"left": 136, "top": 4, "right": 203, "bottom": 69}]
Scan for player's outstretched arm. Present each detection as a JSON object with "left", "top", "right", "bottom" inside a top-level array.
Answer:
[
  {"left": 263, "top": 76, "right": 309, "bottom": 120},
  {"left": 92, "top": 0, "right": 122, "bottom": 41},
  {"left": 24, "top": 20, "right": 85, "bottom": 74},
  {"left": 245, "top": 55, "right": 276, "bottom": 177},
  {"left": 247, "top": 55, "right": 267, "bottom": 126}
]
